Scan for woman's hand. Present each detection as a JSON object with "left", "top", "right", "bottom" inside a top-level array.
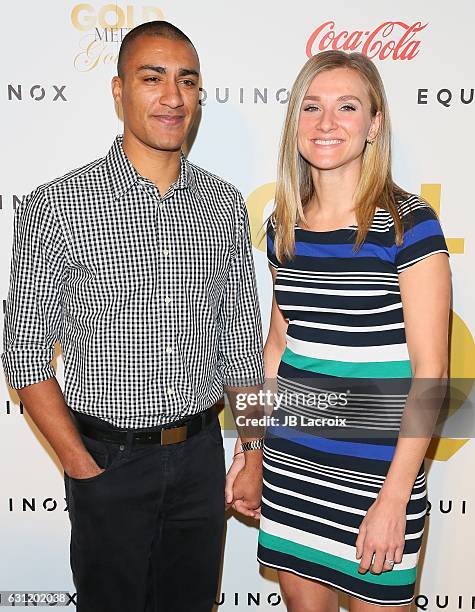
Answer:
[
  {"left": 225, "top": 437, "right": 245, "bottom": 509},
  {"left": 225, "top": 437, "right": 262, "bottom": 519},
  {"left": 355, "top": 494, "right": 407, "bottom": 574}
]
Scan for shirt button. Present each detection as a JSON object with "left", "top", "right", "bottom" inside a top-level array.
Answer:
[
  {"left": 159, "top": 202, "right": 165, "bottom": 210},
  {"left": 165, "top": 296, "right": 172, "bottom": 304},
  {"left": 167, "top": 387, "right": 174, "bottom": 396},
  {"left": 165, "top": 346, "right": 173, "bottom": 354},
  {"left": 162, "top": 249, "right": 169, "bottom": 257}
]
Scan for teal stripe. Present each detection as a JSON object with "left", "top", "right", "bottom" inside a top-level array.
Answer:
[
  {"left": 259, "top": 530, "right": 416, "bottom": 586},
  {"left": 282, "top": 347, "right": 412, "bottom": 378}
]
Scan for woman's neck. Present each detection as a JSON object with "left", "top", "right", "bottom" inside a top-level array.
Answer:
[{"left": 304, "top": 159, "right": 361, "bottom": 229}]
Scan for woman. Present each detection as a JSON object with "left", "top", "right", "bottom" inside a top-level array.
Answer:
[{"left": 229, "top": 51, "right": 450, "bottom": 610}]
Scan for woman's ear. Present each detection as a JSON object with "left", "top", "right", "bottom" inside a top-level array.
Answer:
[{"left": 368, "top": 110, "right": 382, "bottom": 141}]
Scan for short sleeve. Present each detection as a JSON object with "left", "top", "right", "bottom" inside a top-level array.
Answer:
[
  {"left": 266, "top": 217, "right": 279, "bottom": 269},
  {"left": 395, "top": 201, "right": 449, "bottom": 273}
]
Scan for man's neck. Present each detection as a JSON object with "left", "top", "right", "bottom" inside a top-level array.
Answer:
[{"left": 122, "top": 132, "right": 182, "bottom": 197}]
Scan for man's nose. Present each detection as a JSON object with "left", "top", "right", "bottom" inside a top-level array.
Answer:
[{"left": 160, "top": 79, "right": 184, "bottom": 108}]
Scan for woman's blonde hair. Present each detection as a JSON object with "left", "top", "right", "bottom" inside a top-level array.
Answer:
[{"left": 272, "top": 50, "right": 408, "bottom": 263}]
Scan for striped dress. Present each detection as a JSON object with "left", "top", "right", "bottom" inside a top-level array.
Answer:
[{"left": 258, "top": 195, "right": 449, "bottom": 606}]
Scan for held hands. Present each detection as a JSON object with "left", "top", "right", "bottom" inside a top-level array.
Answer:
[
  {"left": 225, "top": 437, "right": 262, "bottom": 519},
  {"left": 356, "top": 493, "right": 407, "bottom": 574}
]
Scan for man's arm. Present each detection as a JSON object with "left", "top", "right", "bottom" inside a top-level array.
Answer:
[
  {"left": 2, "top": 189, "right": 101, "bottom": 479},
  {"left": 224, "top": 265, "right": 288, "bottom": 515},
  {"left": 217, "top": 191, "right": 265, "bottom": 515},
  {"left": 17, "top": 379, "right": 102, "bottom": 478}
]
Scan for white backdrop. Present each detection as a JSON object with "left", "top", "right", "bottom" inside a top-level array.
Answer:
[{"left": 1, "top": 1, "right": 474, "bottom": 610}]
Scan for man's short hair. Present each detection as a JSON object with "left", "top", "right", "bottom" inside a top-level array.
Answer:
[{"left": 117, "top": 21, "right": 197, "bottom": 78}]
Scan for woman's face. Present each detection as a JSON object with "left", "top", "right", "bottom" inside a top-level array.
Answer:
[{"left": 297, "top": 67, "right": 381, "bottom": 174}]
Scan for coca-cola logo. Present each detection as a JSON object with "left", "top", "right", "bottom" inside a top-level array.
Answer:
[{"left": 306, "top": 21, "right": 428, "bottom": 61}]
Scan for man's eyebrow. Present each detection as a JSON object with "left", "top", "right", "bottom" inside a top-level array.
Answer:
[
  {"left": 137, "top": 65, "right": 199, "bottom": 78},
  {"left": 137, "top": 64, "right": 166, "bottom": 74},
  {"left": 178, "top": 68, "right": 199, "bottom": 78},
  {"left": 303, "top": 94, "right": 363, "bottom": 104}
]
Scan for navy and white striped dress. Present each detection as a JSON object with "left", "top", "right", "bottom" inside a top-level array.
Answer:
[{"left": 258, "top": 195, "right": 449, "bottom": 606}]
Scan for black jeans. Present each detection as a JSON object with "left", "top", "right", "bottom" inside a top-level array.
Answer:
[{"left": 64, "top": 410, "right": 226, "bottom": 612}]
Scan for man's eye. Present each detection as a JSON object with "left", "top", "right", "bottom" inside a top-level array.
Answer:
[
  {"left": 181, "top": 80, "right": 197, "bottom": 87},
  {"left": 144, "top": 76, "right": 159, "bottom": 82}
]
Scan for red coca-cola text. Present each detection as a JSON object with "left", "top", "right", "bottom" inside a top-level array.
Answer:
[{"left": 306, "top": 21, "right": 428, "bottom": 61}]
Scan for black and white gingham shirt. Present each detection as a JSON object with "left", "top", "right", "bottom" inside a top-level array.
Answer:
[{"left": 2, "top": 136, "right": 264, "bottom": 428}]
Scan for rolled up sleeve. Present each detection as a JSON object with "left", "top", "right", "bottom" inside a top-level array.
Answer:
[
  {"left": 2, "top": 189, "right": 65, "bottom": 389},
  {"left": 217, "top": 191, "right": 264, "bottom": 387}
]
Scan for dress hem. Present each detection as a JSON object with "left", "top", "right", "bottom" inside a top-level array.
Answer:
[{"left": 257, "top": 556, "right": 414, "bottom": 608}]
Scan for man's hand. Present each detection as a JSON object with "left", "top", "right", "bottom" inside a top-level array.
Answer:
[
  {"left": 15, "top": 378, "right": 107, "bottom": 481},
  {"left": 64, "top": 452, "right": 104, "bottom": 480},
  {"left": 225, "top": 438, "right": 263, "bottom": 519},
  {"left": 232, "top": 456, "right": 262, "bottom": 519}
]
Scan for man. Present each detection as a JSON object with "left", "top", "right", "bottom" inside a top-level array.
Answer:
[{"left": 2, "top": 21, "right": 264, "bottom": 612}]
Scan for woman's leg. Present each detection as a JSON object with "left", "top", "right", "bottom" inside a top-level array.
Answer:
[
  {"left": 278, "top": 570, "right": 339, "bottom": 612},
  {"left": 349, "top": 596, "right": 412, "bottom": 612}
]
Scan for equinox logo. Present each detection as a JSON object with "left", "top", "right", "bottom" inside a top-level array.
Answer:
[
  {"left": 3, "top": 401, "right": 24, "bottom": 416},
  {"left": 215, "top": 592, "right": 282, "bottom": 607},
  {"left": 0, "top": 194, "right": 25, "bottom": 210},
  {"left": 7, "top": 84, "right": 67, "bottom": 102},
  {"left": 200, "top": 86, "right": 289, "bottom": 106},
  {"left": 415, "top": 594, "right": 475, "bottom": 610},
  {"left": 8, "top": 497, "right": 68, "bottom": 512},
  {"left": 427, "top": 499, "right": 468, "bottom": 516}
]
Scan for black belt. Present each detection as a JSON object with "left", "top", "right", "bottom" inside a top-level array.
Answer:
[{"left": 74, "top": 407, "right": 215, "bottom": 446}]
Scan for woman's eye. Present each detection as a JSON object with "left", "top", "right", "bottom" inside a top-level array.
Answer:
[
  {"left": 303, "top": 105, "right": 319, "bottom": 112},
  {"left": 340, "top": 104, "right": 357, "bottom": 111}
]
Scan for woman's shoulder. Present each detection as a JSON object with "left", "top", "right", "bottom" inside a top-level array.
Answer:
[
  {"left": 395, "top": 193, "right": 440, "bottom": 223},
  {"left": 266, "top": 213, "right": 276, "bottom": 229},
  {"left": 373, "top": 193, "right": 440, "bottom": 231}
]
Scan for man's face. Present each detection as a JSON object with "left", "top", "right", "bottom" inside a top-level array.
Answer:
[{"left": 112, "top": 35, "right": 200, "bottom": 153}]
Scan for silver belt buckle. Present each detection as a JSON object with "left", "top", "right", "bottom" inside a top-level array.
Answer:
[{"left": 161, "top": 424, "right": 187, "bottom": 445}]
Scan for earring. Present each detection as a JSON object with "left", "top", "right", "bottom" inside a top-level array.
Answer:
[{"left": 366, "top": 139, "right": 374, "bottom": 145}]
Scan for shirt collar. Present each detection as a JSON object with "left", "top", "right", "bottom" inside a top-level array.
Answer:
[{"left": 106, "top": 134, "right": 197, "bottom": 200}]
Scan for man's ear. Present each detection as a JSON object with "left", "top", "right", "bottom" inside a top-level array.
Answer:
[
  {"left": 111, "top": 76, "right": 122, "bottom": 107},
  {"left": 111, "top": 76, "right": 125, "bottom": 121},
  {"left": 111, "top": 76, "right": 123, "bottom": 120}
]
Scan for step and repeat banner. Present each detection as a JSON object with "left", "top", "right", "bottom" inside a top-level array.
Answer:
[{"left": 1, "top": 1, "right": 474, "bottom": 610}]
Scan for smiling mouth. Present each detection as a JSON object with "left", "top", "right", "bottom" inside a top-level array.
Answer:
[
  {"left": 312, "top": 139, "right": 344, "bottom": 145},
  {"left": 152, "top": 115, "right": 185, "bottom": 125}
]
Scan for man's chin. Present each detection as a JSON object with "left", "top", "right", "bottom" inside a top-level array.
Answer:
[{"left": 149, "top": 138, "right": 185, "bottom": 153}]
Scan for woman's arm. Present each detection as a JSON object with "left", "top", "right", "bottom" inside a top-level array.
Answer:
[
  {"left": 264, "top": 266, "right": 289, "bottom": 378},
  {"left": 356, "top": 252, "right": 451, "bottom": 574},
  {"left": 379, "top": 252, "right": 451, "bottom": 501}
]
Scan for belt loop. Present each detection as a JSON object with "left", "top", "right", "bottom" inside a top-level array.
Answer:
[{"left": 126, "top": 429, "right": 134, "bottom": 448}]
